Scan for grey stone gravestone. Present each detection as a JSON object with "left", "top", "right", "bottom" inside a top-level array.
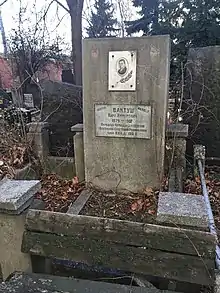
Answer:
[
  {"left": 186, "top": 46, "right": 220, "bottom": 158},
  {"left": 83, "top": 36, "right": 170, "bottom": 192},
  {"left": 157, "top": 192, "right": 208, "bottom": 230},
  {"left": 40, "top": 80, "right": 82, "bottom": 156},
  {"left": 0, "top": 179, "right": 41, "bottom": 214}
]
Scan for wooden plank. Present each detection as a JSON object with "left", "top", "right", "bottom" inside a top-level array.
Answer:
[
  {"left": 25, "top": 209, "right": 216, "bottom": 258},
  {"left": 0, "top": 272, "right": 175, "bottom": 293},
  {"left": 67, "top": 189, "right": 92, "bottom": 215},
  {"left": 21, "top": 231, "right": 215, "bottom": 286}
]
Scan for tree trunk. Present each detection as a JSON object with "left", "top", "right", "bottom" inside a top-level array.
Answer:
[{"left": 67, "top": 0, "right": 83, "bottom": 86}]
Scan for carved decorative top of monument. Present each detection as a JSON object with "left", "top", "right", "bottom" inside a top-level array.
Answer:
[{"left": 108, "top": 51, "right": 137, "bottom": 91}]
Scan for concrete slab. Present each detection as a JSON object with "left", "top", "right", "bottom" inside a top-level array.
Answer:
[
  {"left": 0, "top": 179, "right": 41, "bottom": 213},
  {"left": 157, "top": 192, "right": 208, "bottom": 230}
]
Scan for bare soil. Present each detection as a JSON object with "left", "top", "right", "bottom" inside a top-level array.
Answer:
[
  {"left": 80, "top": 187, "right": 159, "bottom": 223},
  {"left": 35, "top": 166, "right": 220, "bottom": 233},
  {"left": 35, "top": 174, "right": 84, "bottom": 213}
]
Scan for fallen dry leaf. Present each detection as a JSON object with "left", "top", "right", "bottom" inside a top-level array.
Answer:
[
  {"left": 148, "top": 209, "right": 156, "bottom": 215},
  {"left": 144, "top": 187, "right": 154, "bottom": 196},
  {"left": 72, "top": 176, "right": 79, "bottom": 185},
  {"left": 131, "top": 198, "right": 144, "bottom": 211},
  {"left": 35, "top": 174, "right": 84, "bottom": 213}
]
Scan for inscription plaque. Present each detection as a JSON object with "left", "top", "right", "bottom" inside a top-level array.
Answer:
[
  {"left": 108, "top": 51, "right": 137, "bottom": 91},
  {"left": 95, "top": 104, "right": 152, "bottom": 139}
]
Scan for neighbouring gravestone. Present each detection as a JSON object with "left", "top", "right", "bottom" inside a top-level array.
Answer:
[
  {"left": 185, "top": 46, "right": 220, "bottom": 158},
  {"left": 30, "top": 80, "right": 82, "bottom": 156},
  {"left": 23, "top": 94, "right": 34, "bottom": 109},
  {"left": 83, "top": 36, "right": 170, "bottom": 192}
]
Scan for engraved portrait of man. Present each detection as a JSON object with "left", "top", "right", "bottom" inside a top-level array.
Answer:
[{"left": 117, "top": 58, "right": 127, "bottom": 76}]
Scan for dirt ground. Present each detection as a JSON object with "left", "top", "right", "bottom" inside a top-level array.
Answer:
[
  {"left": 80, "top": 187, "right": 159, "bottom": 223},
  {"left": 35, "top": 174, "right": 84, "bottom": 213},
  {"left": 35, "top": 166, "right": 220, "bottom": 235}
]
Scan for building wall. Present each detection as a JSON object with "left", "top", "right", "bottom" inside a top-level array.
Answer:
[
  {"left": 0, "top": 56, "right": 13, "bottom": 89},
  {"left": 0, "top": 55, "right": 63, "bottom": 90},
  {"left": 36, "top": 62, "right": 63, "bottom": 83}
]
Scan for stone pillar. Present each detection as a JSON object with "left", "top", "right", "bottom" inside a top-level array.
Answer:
[
  {"left": 194, "top": 145, "right": 206, "bottom": 177},
  {"left": 71, "top": 124, "right": 85, "bottom": 182},
  {"left": 166, "top": 124, "right": 189, "bottom": 192},
  {"left": 27, "top": 122, "right": 50, "bottom": 160},
  {"left": 0, "top": 179, "right": 41, "bottom": 280}
]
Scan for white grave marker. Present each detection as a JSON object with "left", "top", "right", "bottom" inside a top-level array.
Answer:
[{"left": 24, "top": 93, "right": 34, "bottom": 108}]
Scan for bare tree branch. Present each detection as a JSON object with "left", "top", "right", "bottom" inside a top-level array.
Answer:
[
  {"left": 52, "top": 12, "right": 68, "bottom": 32},
  {"left": 54, "top": 0, "right": 70, "bottom": 13},
  {"left": 0, "top": 0, "right": 8, "bottom": 7}
]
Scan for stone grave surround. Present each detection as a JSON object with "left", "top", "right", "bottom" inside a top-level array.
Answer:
[
  {"left": 0, "top": 179, "right": 41, "bottom": 280},
  {"left": 157, "top": 192, "right": 209, "bottom": 230},
  {"left": 83, "top": 36, "right": 170, "bottom": 192}
]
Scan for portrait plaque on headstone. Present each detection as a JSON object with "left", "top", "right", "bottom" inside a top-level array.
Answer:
[{"left": 108, "top": 51, "right": 137, "bottom": 91}]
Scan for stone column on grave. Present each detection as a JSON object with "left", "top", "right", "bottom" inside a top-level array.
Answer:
[
  {"left": 71, "top": 124, "right": 85, "bottom": 182},
  {"left": 0, "top": 179, "right": 41, "bottom": 280}
]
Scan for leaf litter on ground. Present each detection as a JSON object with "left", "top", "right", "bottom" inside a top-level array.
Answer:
[
  {"left": 32, "top": 166, "right": 220, "bottom": 230},
  {"left": 0, "top": 124, "right": 34, "bottom": 179},
  {"left": 35, "top": 174, "right": 84, "bottom": 213},
  {"left": 80, "top": 185, "right": 159, "bottom": 223}
]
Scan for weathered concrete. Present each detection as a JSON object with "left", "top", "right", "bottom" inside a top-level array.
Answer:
[
  {"left": 74, "top": 132, "right": 85, "bottom": 182},
  {"left": 166, "top": 124, "right": 188, "bottom": 138},
  {"left": 40, "top": 80, "right": 83, "bottom": 157},
  {"left": 186, "top": 46, "right": 220, "bottom": 158},
  {"left": 0, "top": 272, "right": 175, "bottom": 293},
  {"left": 194, "top": 145, "right": 206, "bottom": 176},
  {"left": 168, "top": 168, "right": 183, "bottom": 193},
  {"left": 0, "top": 213, "right": 32, "bottom": 280},
  {"left": 43, "top": 156, "right": 75, "bottom": 179},
  {"left": 157, "top": 192, "right": 208, "bottom": 230},
  {"left": 0, "top": 179, "right": 41, "bottom": 279},
  {"left": 0, "top": 179, "right": 41, "bottom": 213},
  {"left": 27, "top": 122, "right": 49, "bottom": 159},
  {"left": 71, "top": 123, "right": 83, "bottom": 133},
  {"left": 71, "top": 124, "right": 84, "bottom": 182},
  {"left": 165, "top": 124, "right": 188, "bottom": 192},
  {"left": 166, "top": 124, "right": 188, "bottom": 172},
  {"left": 215, "top": 270, "right": 220, "bottom": 293},
  {"left": 14, "top": 164, "right": 39, "bottom": 180},
  {"left": 70, "top": 123, "right": 188, "bottom": 186},
  {"left": 83, "top": 36, "right": 170, "bottom": 192}
]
